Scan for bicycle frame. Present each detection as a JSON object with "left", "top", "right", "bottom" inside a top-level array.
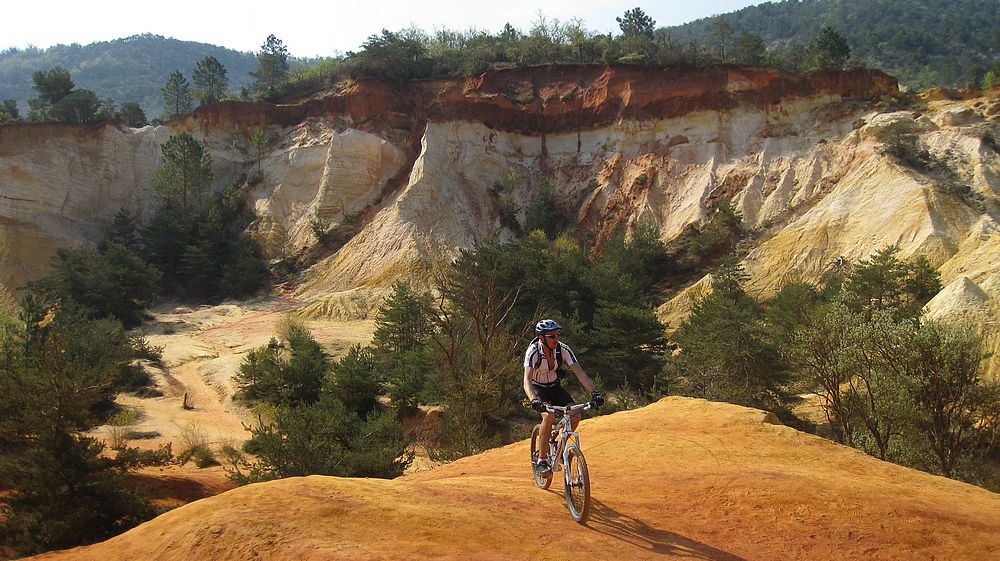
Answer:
[{"left": 543, "top": 402, "right": 592, "bottom": 476}]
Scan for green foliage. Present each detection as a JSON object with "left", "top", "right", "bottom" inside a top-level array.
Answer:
[
  {"left": 617, "top": 7, "right": 656, "bottom": 39},
  {"left": 348, "top": 29, "right": 431, "bottom": 83},
  {"left": 48, "top": 88, "right": 101, "bottom": 123},
  {"left": 682, "top": 199, "right": 743, "bottom": 268},
  {"left": 248, "top": 125, "right": 270, "bottom": 177},
  {"left": 671, "top": 261, "right": 791, "bottom": 410},
  {"left": 734, "top": 32, "right": 767, "bottom": 65},
  {"left": 234, "top": 319, "right": 327, "bottom": 406},
  {"left": 0, "top": 98, "right": 19, "bottom": 122},
  {"left": 231, "top": 397, "right": 410, "bottom": 483},
  {"left": 524, "top": 180, "right": 567, "bottom": 240},
  {"left": 809, "top": 26, "right": 851, "bottom": 70},
  {"left": 25, "top": 243, "right": 160, "bottom": 328},
  {"left": 491, "top": 170, "right": 521, "bottom": 234},
  {"left": 907, "top": 321, "right": 992, "bottom": 477},
  {"left": 192, "top": 56, "right": 228, "bottom": 106},
  {"left": 0, "top": 35, "right": 257, "bottom": 120},
  {"left": 373, "top": 282, "right": 437, "bottom": 409},
  {"left": 665, "top": 0, "right": 1000, "bottom": 89},
  {"left": 31, "top": 66, "right": 74, "bottom": 104},
  {"left": 325, "top": 345, "right": 382, "bottom": 418},
  {"left": 153, "top": 132, "right": 212, "bottom": 212},
  {"left": 842, "top": 245, "right": 941, "bottom": 321},
  {"left": 587, "top": 301, "right": 667, "bottom": 391},
  {"left": 25, "top": 66, "right": 103, "bottom": 123},
  {"left": 710, "top": 17, "right": 735, "bottom": 62},
  {"left": 251, "top": 35, "right": 290, "bottom": 100},
  {"left": 160, "top": 69, "right": 192, "bottom": 120},
  {"left": 0, "top": 302, "right": 159, "bottom": 556},
  {"left": 788, "top": 271, "right": 998, "bottom": 486},
  {"left": 116, "top": 101, "right": 147, "bottom": 127},
  {"left": 140, "top": 193, "right": 268, "bottom": 302}
]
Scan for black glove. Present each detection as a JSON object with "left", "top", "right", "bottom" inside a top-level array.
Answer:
[
  {"left": 591, "top": 391, "right": 605, "bottom": 407},
  {"left": 530, "top": 398, "right": 545, "bottom": 413}
]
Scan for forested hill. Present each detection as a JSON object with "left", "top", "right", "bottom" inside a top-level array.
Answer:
[
  {"left": 666, "top": 0, "right": 1000, "bottom": 89},
  {"left": 0, "top": 34, "right": 257, "bottom": 118}
]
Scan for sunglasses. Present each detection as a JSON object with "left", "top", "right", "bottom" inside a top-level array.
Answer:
[{"left": 542, "top": 334, "right": 560, "bottom": 339}]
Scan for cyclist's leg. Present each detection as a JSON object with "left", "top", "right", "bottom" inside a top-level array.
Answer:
[{"left": 538, "top": 412, "right": 555, "bottom": 459}]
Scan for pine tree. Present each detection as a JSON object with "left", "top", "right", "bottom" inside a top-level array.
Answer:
[
  {"left": 160, "top": 70, "right": 192, "bottom": 120},
  {"left": 810, "top": 26, "right": 851, "bottom": 70},
  {"left": 192, "top": 56, "right": 228, "bottom": 106},
  {"left": 251, "top": 35, "right": 289, "bottom": 99}
]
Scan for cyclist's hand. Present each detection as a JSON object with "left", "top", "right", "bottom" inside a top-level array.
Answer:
[
  {"left": 591, "top": 391, "right": 605, "bottom": 407},
  {"left": 530, "top": 398, "right": 545, "bottom": 413}
]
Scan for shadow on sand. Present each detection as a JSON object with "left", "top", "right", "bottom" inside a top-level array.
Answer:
[{"left": 582, "top": 497, "right": 747, "bottom": 560}]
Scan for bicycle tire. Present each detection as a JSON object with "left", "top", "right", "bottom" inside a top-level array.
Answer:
[
  {"left": 529, "top": 424, "right": 552, "bottom": 490},
  {"left": 564, "top": 445, "right": 590, "bottom": 523}
]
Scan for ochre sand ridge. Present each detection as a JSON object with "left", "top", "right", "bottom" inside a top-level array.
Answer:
[{"left": 32, "top": 397, "right": 1000, "bottom": 561}]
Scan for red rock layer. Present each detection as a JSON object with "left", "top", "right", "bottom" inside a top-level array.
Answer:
[{"left": 183, "top": 64, "right": 898, "bottom": 134}]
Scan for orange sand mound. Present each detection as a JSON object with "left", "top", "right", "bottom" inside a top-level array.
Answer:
[{"left": 30, "top": 397, "right": 1000, "bottom": 561}]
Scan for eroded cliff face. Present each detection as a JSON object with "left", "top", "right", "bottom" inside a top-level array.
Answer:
[{"left": 3, "top": 65, "right": 999, "bottom": 370}]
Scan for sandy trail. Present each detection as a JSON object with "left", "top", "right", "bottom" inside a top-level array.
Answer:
[{"left": 93, "top": 297, "right": 375, "bottom": 454}]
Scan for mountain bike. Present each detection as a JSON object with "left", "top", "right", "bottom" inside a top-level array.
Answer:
[{"left": 529, "top": 401, "right": 593, "bottom": 523}]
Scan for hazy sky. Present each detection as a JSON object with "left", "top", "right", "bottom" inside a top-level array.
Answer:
[{"left": 5, "top": 1, "right": 767, "bottom": 58}]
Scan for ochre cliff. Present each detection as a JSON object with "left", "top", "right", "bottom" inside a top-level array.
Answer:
[{"left": 3, "top": 65, "right": 999, "bottom": 364}]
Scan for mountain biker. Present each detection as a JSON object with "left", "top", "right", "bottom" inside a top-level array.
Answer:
[{"left": 523, "top": 319, "right": 604, "bottom": 475}]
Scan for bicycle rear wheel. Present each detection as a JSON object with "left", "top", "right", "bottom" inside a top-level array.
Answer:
[
  {"left": 530, "top": 424, "right": 552, "bottom": 490},
  {"left": 564, "top": 446, "right": 590, "bottom": 523}
]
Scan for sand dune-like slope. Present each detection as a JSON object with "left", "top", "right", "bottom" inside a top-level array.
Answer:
[{"left": 31, "top": 397, "right": 999, "bottom": 561}]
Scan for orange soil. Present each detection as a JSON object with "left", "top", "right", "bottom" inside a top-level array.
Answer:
[{"left": 30, "top": 397, "right": 999, "bottom": 561}]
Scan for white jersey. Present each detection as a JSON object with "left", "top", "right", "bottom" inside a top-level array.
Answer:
[{"left": 523, "top": 340, "right": 578, "bottom": 387}]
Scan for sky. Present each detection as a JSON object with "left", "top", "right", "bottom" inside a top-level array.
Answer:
[{"left": 4, "top": 1, "right": 767, "bottom": 58}]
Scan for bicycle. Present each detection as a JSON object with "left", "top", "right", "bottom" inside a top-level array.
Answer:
[{"left": 529, "top": 401, "right": 594, "bottom": 523}]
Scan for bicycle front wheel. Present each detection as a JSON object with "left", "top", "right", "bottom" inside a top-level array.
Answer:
[
  {"left": 530, "top": 424, "right": 552, "bottom": 490},
  {"left": 564, "top": 445, "right": 590, "bottom": 523}
]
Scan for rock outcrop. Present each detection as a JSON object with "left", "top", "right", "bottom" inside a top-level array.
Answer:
[{"left": 3, "top": 65, "right": 999, "bottom": 366}]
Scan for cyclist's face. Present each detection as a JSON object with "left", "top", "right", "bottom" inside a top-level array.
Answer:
[{"left": 541, "top": 331, "right": 560, "bottom": 347}]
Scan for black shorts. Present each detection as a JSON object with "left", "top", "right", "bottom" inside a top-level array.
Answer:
[{"left": 532, "top": 382, "right": 574, "bottom": 407}]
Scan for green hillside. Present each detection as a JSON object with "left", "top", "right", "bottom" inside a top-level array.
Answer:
[
  {"left": 0, "top": 34, "right": 257, "bottom": 119},
  {"left": 664, "top": 0, "right": 1000, "bottom": 89}
]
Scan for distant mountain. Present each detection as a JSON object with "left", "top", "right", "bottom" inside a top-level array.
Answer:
[
  {"left": 0, "top": 34, "right": 258, "bottom": 119},
  {"left": 664, "top": 0, "right": 1000, "bottom": 89}
]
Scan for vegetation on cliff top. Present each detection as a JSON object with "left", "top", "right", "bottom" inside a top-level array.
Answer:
[{"left": 2, "top": 1, "right": 999, "bottom": 121}]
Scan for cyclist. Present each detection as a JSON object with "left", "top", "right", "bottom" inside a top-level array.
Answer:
[{"left": 523, "top": 318, "right": 603, "bottom": 475}]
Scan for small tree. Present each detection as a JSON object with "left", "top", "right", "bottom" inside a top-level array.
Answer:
[
  {"left": 909, "top": 321, "right": 989, "bottom": 477},
  {"left": 734, "top": 32, "right": 767, "bottom": 65},
  {"left": 31, "top": 67, "right": 74, "bottom": 105},
  {"left": 616, "top": 7, "right": 655, "bottom": 39},
  {"left": 809, "top": 26, "right": 851, "bottom": 70},
  {"left": 251, "top": 35, "right": 290, "bottom": 99},
  {"left": 710, "top": 17, "right": 734, "bottom": 62},
  {"left": 616, "top": 7, "right": 656, "bottom": 62},
  {"left": 0, "top": 99, "right": 20, "bottom": 122},
  {"left": 192, "top": 56, "right": 228, "bottom": 106},
  {"left": 117, "top": 101, "right": 147, "bottom": 127},
  {"left": 248, "top": 125, "right": 270, "bottom": 178},
  {"left": 49, "top": 89, "right": 100, "bottom": 123},
  {"left": 161, "top": 70, "right": 193, "bottom": 120},
  {"left": 672, "top": 261, "right": 791, "bottom": 410},
  {"left": 152, "top": 132, "right": 213, "bottom": 212}
]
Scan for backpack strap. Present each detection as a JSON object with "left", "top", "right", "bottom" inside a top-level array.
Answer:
[{"left": 532, "top": 341, "right": 564, "bottom": 369}]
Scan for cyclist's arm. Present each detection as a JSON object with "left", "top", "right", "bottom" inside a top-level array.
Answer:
[
  {"left": 569, "top": 362, "right": 596, "bottom": 394},
  {"left": 523, "top": 366, "right": 538, "bottom": 400}
]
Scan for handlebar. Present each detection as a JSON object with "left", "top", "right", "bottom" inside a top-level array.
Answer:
[{"left": 543, "top": 402, "right": 594, "bottom": 415}]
